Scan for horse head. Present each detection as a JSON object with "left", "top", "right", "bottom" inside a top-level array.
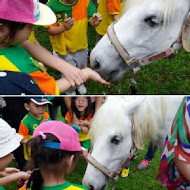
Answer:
[
  {"left": 82, "top": 96, "right": 145, "bottom": 190},
  {"left": 90, "top": 0, "right": 190, "bottom": 81}
]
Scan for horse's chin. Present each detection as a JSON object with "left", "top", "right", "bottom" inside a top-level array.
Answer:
[
  {"left": 100, "top": 72, "right": 125, "bottom": 82},
  {"left": 88, "top": 184, "right": 107, "bottom": 190}
]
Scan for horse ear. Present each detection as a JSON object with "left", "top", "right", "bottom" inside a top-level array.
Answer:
[
  {"left": 123, "top": 96, "right": 146, "bottom": 115},
  {"left": 182, "top": 17, "right": 190, "bottom": 52}
]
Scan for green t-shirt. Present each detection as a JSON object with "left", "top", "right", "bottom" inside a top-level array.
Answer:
[
  {"left": 0, "top": 186, "right": 5, "bottom": 190},
  {"left": 0, "top": 45, "right": 43, "bottom": 73},
  {"left": 42, "top": 181, "right": 87, "bottom": 190}
]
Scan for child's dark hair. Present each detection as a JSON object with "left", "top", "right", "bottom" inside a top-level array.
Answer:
[
  {"left": 25, "top": 134, "right": 80, "bottom": 190},
  {"left": 71, "top": 97, "right": 93, "bottom": 118},
  {"left": 0, "top": 19, "right": 26, "bottom": 43}
]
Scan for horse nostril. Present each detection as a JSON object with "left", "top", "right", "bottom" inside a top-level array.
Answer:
[{"left": 93, "top": 60, "right": 100, "bottom": 70}]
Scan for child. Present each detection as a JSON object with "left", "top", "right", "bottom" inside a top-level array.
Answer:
[
  {"left": 96, "top": 0, "right": 124, "bottom": 41},
  {"left": 21, "top": 121, "right": 87, "bottom": 190},
  {"left": 0, "top": 0, "right": 109, "bottom": 95},
  {"left": 18, "top": 97, "right": 52, "bottom": 160},
  {"left": 158, "top": 97, "right": 190, "bottom": 189},
  {"left": 0, "top": 118, "right": 31, "bottom": 189},
  {"left": 65, "top": 97, "right": 93, "bottom": 154},
  {"left": 46, "top": 0, "right": 102, "bottom": 95}
]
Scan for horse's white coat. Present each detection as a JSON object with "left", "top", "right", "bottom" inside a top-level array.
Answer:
[
  {"left": 83, "top": 96, "right": 184, "bottom": 190},
  {"left": 90, "top": 0, "right": 190, "bottom": 81}
]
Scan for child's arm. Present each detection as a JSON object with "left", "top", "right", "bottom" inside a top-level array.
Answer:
[
  {"left": 0, "top": 171, "right": 30, "bottom": 186},
  {"left": 89, "top": 13, "right": 102, "bottom": 27},
  {"left": 56, "top": 68, "right": 110, "bottom": 93},
  {"left": 47, "top": 14, "right": 74, "bottom": 36},
  {"left": 0, "top": 168, "right": 20, "bottom": 177},
  {"left": 22, "top": 37, "right": 86, "bottom": 87}
]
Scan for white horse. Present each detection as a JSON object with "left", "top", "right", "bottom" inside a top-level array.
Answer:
[
  {"left": 90, "top": 0, "right": 190, "bottom": 81},
  {"left": 83, "top": 96, "right": 183, "bottom": 190}
]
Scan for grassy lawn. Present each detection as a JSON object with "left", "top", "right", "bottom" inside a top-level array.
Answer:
[{"left": 35, "top": 26, "right": 190, "bottom": 95}]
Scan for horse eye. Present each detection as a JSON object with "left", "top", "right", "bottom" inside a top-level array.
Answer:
[
  {"left": 144, "top": 16, "right": 158, "bottom": 27},
  {"left": 111, "top": 135, "right": 121, "bottom": 145}
]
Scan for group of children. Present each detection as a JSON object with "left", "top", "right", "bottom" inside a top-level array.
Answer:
[
  {"left": 0, "top": 95, "right": 96, "bottom": 189},
  {"left": 0, "top": 0, "right": 110, "bottom": 95}
]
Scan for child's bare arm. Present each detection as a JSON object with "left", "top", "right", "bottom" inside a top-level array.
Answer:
[
  {"left": 0, "top": 168, "right": 20, "bottom": 177},
  {"left": 56, "top": 68, "right": 110, "bottom": 93},
  {"left": 47, "top": 14, "right": 74, "bottom": 36},
  {"left": 22, "top": 38, "right": 86, "bottom": 87},
  {"left": 113, "top": 14, "right": 119, "bottom": 21},
  {"left": 0, "top": 171, "right": 30, "bottom": 186}
]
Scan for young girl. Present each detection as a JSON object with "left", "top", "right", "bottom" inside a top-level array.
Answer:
[
  {"left": 65, "top": 97, "right": 93, "bottom": 151},
  {"left": 0, "top": 118, "right": 31, "bottom": 189},
  {"left": 21, "top": 121, "right": 87, "bottom": 190},
  {"left": 0, "top": 0, "right": 109, "bottom": 95}
]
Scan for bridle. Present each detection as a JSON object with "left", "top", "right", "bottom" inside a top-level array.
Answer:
[
  {"left": 106, "top": 12, "right": 190, "bottom": 94},
  {"left": 107, "top": 20, "right": 184, "bottom": 73},
  {"left": 87, "top": 117, "right": 136, "bottom": 190}
]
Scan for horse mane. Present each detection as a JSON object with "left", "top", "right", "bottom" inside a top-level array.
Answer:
[
  {"left": 122, "top": 0, "right": 175, "bottom": 24},
  {"left": 133, "top": 97, "right": 167, "bottom": 149},
  {"left": 89, "top": 97, "right": 127, "bottom": 146},
  {"left": 89, "top": 97, "right": 168, "bottom": 150}
]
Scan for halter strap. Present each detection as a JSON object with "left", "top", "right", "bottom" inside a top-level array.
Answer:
[
  {"left": 107, "top": 23, "right": 182, "bottom": 73},
  {"left": 87, "top": 116, "right": 137, "bottom": 190}
]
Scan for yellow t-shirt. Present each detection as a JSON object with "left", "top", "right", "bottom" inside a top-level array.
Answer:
[
  {"left": 96, "top": 0, "right": 124, "bottom": 36},
  {"left": 47, "top": 0, "right": 97, "bottom": 55}
]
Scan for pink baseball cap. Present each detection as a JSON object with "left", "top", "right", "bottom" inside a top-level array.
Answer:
[
  {"left": 33, "top": 121, "right": 82, "bottom": 152},
  {"left": 0, "top": 0, "right": 56, "bottom": 26}
]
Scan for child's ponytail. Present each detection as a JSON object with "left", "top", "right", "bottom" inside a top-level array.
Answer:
[
  {"left": 25, "top": 136, "right": 44, "bottom": 190},
  {"left": 26, "top": 168, "right": 43, "bottom": 190}
]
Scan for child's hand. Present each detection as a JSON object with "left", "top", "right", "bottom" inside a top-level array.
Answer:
[
  {"left": 81, "top": 126, "right": 89, "bottom": 134},
  {"left": 16, "top": 171, "right": 31, "bottom": 181},
  {"left": 92, "top": 13, "right": 102, "bottom": 27},
  {"left": 64, "top": 14, "right": 74, "bottom": 31},
  {"left": 81, "top": 68, "right": 110, "bottom": 85},
  {"left": 78, "top": 120, "right": 90, "bottom": 128}
]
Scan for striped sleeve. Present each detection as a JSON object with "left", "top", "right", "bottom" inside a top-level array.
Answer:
[{"left": 18, "top": 122, "right": 29, "bottom": 138}]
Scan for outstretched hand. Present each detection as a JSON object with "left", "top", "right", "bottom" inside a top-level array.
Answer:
[
  {"left": 82, "top": 68, "right": 110, "bottom": 85},
  {"left": 62, "top": 61, "right": 87, "bottom": 87}
]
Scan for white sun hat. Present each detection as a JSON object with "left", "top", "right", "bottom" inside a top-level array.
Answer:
[{"left": 0, "top": 118, "right": 23, "bottom": 158}]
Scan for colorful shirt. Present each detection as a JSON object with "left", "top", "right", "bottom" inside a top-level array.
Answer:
[
  {"left": 96, "top": 0, "right": 124, "bottom": 36},
  {"left": 158, "top": 97, "right": 190, "bottom": 190},
  {"left": 65, "top": 111, "right": 92, "bottom": 141},
  {"left": 18, "top": 112, "right": 50, "bottom": 160},
  {"left": 47, "top": 0, "right": 97, "bottom": 55},
  {"left": 19, "top": 181, "right": 87, "bottom": 190},
  {"left": 0, "top": 186, "right": 5, "bottom": 190},
  {"left": 0, "top": 45, "right": 59, "bottom": 95}
]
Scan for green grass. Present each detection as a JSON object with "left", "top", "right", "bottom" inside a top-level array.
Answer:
[{"left": 35, "top": 25, "right": 190, "bottom": 95}]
